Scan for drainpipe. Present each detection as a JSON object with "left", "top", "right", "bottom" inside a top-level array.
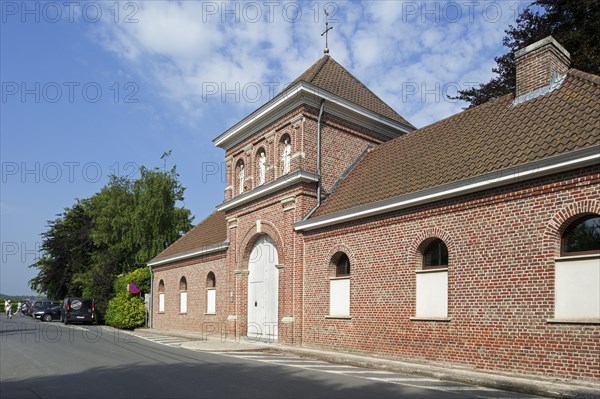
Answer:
[
  {"left": 148, "top": 264, "right": 153, "bottom": 329},
  {"left": 316, "top": 99, "right": 325, "bottom": 205}
]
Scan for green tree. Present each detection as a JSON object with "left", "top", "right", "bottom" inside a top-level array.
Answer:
[
  {"left": 29, "top": 157, "right": 193, "bottom": 321},
  {"left": 29, "top": 202, "right": 94, "bottom": 299},
  {"left": 131, "top": 166, "right": 192, "bottom": 265},
  {"left": 452, "top": 0, "right": 600, "bottom": 107},
  {"left": 105, "top": 267, "right": 151, "bottom": 330}
]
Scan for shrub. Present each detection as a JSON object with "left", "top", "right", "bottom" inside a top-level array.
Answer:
[
  {"left": 114, "top": 267, "right": 151, "bottom": 295},
  {"left": 105, "top": 292, "right": 146, "bottom": 329}
]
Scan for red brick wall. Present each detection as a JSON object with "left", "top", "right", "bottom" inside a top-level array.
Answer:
[
  {"left": 152, "top": 252, "right": 228, "bottom": 336},
  {"left": 302, "top": 166, "right": 600, "bottom": 382},
  {"left": 223, "top": 105, "right": 392, "bottom": 200}
]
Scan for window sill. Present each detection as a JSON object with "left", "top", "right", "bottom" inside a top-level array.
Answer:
[
  {"left": 416, "top": 268, "right": 448, "bottom": 274},
  {"left": 204, "top": 313, "right": 216, "bottom": 316},
  {"left": 158, "top": 311, "right": 165, "bottom": 314},
  {"left": 410, "top": 317, "right": 451, "bottom": 322},
  {"left": 325, "top": 315, "right": 351, "bottom": 320},
  {"left": 179, "top": 313, "right": 187, "bottom": 315},
  {"left": 329, "top": 276, "right": 350, "bottom": 281},
  {"left": 547, "top": 319, "right": 600, "bottom": 325},
  {"left": 555, "top": 254, "right": 600, "bottom": 262}
]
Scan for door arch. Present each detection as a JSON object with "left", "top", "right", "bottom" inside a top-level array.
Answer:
[{"left": 247, "top": 235, "right": 279, "bottom": 340}]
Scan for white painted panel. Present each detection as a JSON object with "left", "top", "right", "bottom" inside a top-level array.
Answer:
[
  {"left": 555, "top": 258, "right": 600, "bottom": 320},
  {"left": 158, "top": 293, "right": 165, "bottom": 313},
  {"left": 180, "top": 292, "right": 187, "bottom": 314},
  {"left": 206, "top": 289, "right": 216, "bottom": 314},
  {"left": 416, "top": 271, "right": 448, "bottom": 318},
  {"left": 329, "top": 278, "right": 350, "bottom": 317}
]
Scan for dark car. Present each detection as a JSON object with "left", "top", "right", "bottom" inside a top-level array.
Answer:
[
  {"left": 28, "top": 299, "right": 61, "bottom": 317},
  {"left": 36, "top": 305, "right": 62, "bottom": 322},
  {"left": 62, "top": 297, "right": 94, "bottom": 324}
]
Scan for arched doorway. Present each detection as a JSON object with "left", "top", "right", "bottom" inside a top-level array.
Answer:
[{"left": 247, "top": 235, "right": 279, "bottom": 340}]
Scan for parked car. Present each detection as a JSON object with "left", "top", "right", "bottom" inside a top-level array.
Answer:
[
  {"left": 35, "top": 305, "right": 62, "bottom": 322},
  {"left": 62, "top": 297, "right": 94, "bottom": 324},
  {"left": 28, "top": 299, "right": 61, "bottom": 317}
]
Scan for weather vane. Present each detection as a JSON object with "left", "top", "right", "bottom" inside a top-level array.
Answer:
[{"left": 321, "top": 8, "right": 333, "bottom": 54}]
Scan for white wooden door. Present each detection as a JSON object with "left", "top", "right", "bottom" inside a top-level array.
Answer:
[{"left": 247, "top": 236, "right": 279, "bottom": 339}]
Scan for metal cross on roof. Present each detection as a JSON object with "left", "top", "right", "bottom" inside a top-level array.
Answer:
[{"left": 321, "top": 9, "right": 333, "bottom": 54}]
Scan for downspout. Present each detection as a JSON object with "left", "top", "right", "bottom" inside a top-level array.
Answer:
[
  {"left": 316, "top": 99, "right": 325, "bottom": 205},
  {"left": 148, "top": 264, "right": 153, "bottom": 329}
]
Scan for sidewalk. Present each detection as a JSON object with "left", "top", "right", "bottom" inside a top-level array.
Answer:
[{"left": 135, "top": 328, "right": 599, "bottom": 399}]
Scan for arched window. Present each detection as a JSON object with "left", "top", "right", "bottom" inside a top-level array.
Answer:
[
  {"left": 554, "top": 214, "right": 600, "bottom": 321},
  {"left": 561, "top": 215, "right": 600, "bottom": 256},
  {"left": 206, "top": 272, "right": 216, "bottom": 314},
  {"left": 329, "top": 252, "right": 350, "bottom": 317},
  {"left": 422, "top": 238, "right": 449, "bottom": 268},
  {"left": 336, "top": 253, "right": 350, "bottom": 276},
  {"left": 415, "top": 238, "right": 449, "bottom": 319},
  {"left": 206, "top": 272, "right": 216, "bottom": 288},
  {"left": 179, "top": 276, "right": 187, "bottom": 314},
  {"left": 158, "top": 279, "right": 165, "bottom": 313}
]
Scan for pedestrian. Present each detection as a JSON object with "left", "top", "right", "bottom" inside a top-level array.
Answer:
[
  {"left": 6, "top": 300, "right": 12, "bottom": 319},
  {"left": 16, "top": 301, "right": 22, "bottom": 316},
  {"left": 4, "top": 299, "right": 9, "bottom": 318}
]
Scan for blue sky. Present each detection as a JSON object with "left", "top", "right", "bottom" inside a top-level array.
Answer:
[{"left": 1, "top": 0, "right": 526, "bottom": 296}]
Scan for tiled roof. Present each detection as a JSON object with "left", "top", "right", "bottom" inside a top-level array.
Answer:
[
  {"left": 292, "top": 55, "right": 414, "bottom": 128},
  {"left": 313, "top": 69, "right": 600, "bottom": 218},
  {"left": 151, "top": 211, "right": 227, "bottom": 262}
]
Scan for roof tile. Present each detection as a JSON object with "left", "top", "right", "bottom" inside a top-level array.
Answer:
[
  {"left": 151, "top": 211, "right": 227, "bottom": 262},
  {"left": 292, "top": 55, "right": 414, "bottom": 128},
  {"left": 313, "top": 69, "right": 600, "bottom": 218}
]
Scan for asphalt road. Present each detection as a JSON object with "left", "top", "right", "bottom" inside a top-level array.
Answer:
[{"left": 0, "top": 316, "right": 542, "bottom": 399}]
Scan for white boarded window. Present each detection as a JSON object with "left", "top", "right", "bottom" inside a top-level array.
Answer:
[
  {"left": 555, "top": 215, "right": 600, "bottom": 321},
  {"left": 158, "top": 279, "right": 165, "bottom": 313},
  {"left": 158, "top": 293, "right": 165, "bottom": 313},
  {"left": 415, "top": 270, "right": 448, "bottom": 318},
  {"left": 415, "top": 238, "right": 449, "bottom": 319},
  {"left": 329, "top": 253, "right": 350, "bottom": 317},
  {"left": 179, "top": 277, "right": 187, "bottom": 314},
  {"left": 555, "top": 258, "right": 600, "bottom": 320},
  {"left": 206, "top": 272, "right": 216, "bottom": 314}
]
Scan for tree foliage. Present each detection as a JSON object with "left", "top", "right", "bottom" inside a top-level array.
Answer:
[
  {"left": 29, "top": 159, "right": 193, "bottom": 322},
  {"left": 105, "top": 267, "right": 152, "bottom": 330},
  {"left": 452, "top": 0, "right": 600, "bottom": 107},
  {"left": 28, "top": 202, "right": 94, "bottom": 299},
  {"left": 104, "top": 293, "right": 146, "bottom": 330}
]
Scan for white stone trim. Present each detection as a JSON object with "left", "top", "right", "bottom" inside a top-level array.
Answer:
[
  {"left": 217, "top": 170, "right": 318, "bottom": 212},
  {"left": 213, "top": 82, "right": 413, "bottom": 149}
]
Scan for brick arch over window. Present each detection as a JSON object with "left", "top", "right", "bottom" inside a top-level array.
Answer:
[
  {"left": 158, "top": 279, "right": 165, "bottom": 292},
  {"left": 410, "top": 228, "right": 455, "bottom": 270},
  {"left": 326, "top": 244, "right": 355, "bottom": 277},
  {"left": 543, "top": 200, "right": 600, "bottom": 257},
  {"left": 179, "top": 276, "right": 187, "bottom": 291},
  {"left": 239, "top": 221, "right": 285, "bottom": 266}
]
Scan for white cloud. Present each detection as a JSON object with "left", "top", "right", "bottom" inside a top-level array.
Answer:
[{"left": 92, "top": 0, "right": 519, "bottom": 128}]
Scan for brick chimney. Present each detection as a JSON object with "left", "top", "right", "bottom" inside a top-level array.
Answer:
[{"left": 514, "top": 36, "right": 570, "bottom": 99}]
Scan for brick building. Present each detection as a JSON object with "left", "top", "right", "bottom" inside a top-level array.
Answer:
[{"left": 148, "top": 36, "right": 600, "bottom": 382}]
